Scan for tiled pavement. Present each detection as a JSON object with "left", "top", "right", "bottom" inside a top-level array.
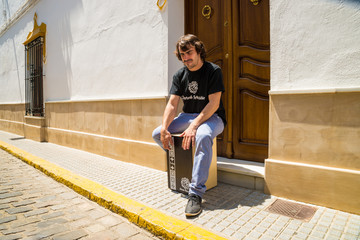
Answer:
[{"left": 0, "top": 130, "right": 359, "bottom": 239}]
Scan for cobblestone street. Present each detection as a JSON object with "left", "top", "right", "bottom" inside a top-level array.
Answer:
[{"left": 0, "top": 150, "right": 159, "bottom": 240}]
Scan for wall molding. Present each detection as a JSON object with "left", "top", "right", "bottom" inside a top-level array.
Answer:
[
  {"left": 0, "top": 119, "right": 23, "bottom": 125},
  {"left": 266, "top": 158, "right": 360, "bottom": 175},
  {"left": 269, "top": 87, "right": 360, "bottom": 95},
  {"left": 46, "top": 96, "right": 168, "bottom": 104},
  {"left": 47, "top": 127, "right": 158, "bottom": 146},
  {"left": 0, "top": 0, "right": 40, "bottom": 37}
]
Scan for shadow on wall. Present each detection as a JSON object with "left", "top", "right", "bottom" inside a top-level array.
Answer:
[
  {"left": 326, "top": 0, "right": 360, "bottom": 5},
  {"left": 345, "top": 0, "right": 360, "bottom": 5},
  {"left": 12, "top": 37, "right": 22, "bottom": 102},
  {"left": 4, "top": 0, "right": 23, "bottom": 102},
  {"left": 0, "top": 0, "right": 24, "bottom": 103},
  {"left": 41, "top": 0, "right": 83, "bottom": 102}
]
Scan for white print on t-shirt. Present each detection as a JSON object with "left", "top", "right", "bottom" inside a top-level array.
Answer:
[
  {"left": 182, "top": 95, "right": 205, "bottom": 100},
  {"left": 188, "top": 81, "right": 198, "bottom": 94}
]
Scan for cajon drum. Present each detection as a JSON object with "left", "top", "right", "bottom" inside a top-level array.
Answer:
[{"left": 167, "top": 134, "right": 217, "bottom": 194}]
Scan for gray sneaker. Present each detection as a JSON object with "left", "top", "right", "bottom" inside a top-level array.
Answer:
[{"left": 185, "top": 194, "right": 202, "bottom": 217}]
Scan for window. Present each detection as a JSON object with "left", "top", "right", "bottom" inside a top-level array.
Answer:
[{"left": 25, "top": 36, "right": 44, "bottom": 116}]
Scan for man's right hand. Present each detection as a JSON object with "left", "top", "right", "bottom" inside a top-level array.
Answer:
[{"left": 160, "top": 128, "right": 173, "bottom": 150}]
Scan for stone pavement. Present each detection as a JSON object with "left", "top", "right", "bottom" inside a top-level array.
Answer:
[
  {"left": 0, "top": 149, "right": 159, "bottom": 240},
  {"left": 0, "top": 130, "right": 359, "bottom": 240}
]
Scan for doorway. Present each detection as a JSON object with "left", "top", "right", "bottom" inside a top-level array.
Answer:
[{"left": 185, "top": 0, "right": 270, "bottom": 163}]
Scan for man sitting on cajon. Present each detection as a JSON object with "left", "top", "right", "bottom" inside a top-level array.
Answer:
[{"left": 152, "top": 34, "right": 226, "bottom": 217}]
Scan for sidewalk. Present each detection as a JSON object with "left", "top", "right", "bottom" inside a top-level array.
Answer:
[{"left": 0, "top": 130, "right": 359, "bottom": 240}]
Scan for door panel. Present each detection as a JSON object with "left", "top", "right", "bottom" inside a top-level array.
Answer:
[
  {"left": 239, "top": 90, "right": 269, "bottom": 144},
  {"left": 185, "top": 0, "right": 233, "bottom": 158},
  {"left": 241, "top": 58, "right": 270, "bottom": 82},
  {"left": 237, "top": 0, "right": 269, "bottom": 48},
  {"left": 185, "top": 0, "right": 270, "bottom": 162},
  {"left": 232, "top": 0, "right": 270, "bottom": 162}
]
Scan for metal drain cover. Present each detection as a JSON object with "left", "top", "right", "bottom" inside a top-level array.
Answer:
[{"left": 266, "top": 199, "right": 317, "bottom": 221}]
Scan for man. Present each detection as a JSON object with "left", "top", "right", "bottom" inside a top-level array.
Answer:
[{"left": 152, "top": 34, "right": 226, "bottom": 217}]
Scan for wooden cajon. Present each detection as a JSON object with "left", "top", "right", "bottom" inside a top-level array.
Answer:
[{"left": 167, "top": 134, "right": 217, "bottom": 195}]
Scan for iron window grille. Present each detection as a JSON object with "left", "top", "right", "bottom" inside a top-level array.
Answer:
[{"left": 25, "top": 36, "right": 44, "bottom": 117}]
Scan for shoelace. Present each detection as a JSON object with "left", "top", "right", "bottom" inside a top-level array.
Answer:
[{"left": 189, "top": 195, "right": 200, "bottom": 206}]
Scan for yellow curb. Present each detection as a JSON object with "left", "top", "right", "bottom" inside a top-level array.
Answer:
[{"left": 0, "top": 141, "right": 228, "bottom": 240}]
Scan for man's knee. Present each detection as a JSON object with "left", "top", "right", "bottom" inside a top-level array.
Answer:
[
  {"left": 195, "top": 133, "right": 212, "bottom": 145},
  {"left": 152, "top": 127, "right": 161, "bottom": 141}
]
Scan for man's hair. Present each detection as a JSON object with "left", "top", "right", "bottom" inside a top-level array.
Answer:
[{"left": 175, "top": 34, "right": 206, "bottom": 62}]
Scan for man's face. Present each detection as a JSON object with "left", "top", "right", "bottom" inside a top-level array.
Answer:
[{"left": 179, "top": 45, "right": 203, "bottom": 71}]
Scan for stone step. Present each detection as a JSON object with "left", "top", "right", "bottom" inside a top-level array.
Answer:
[{"left": 217, "top": 157, "right": 265, "bottom": 191}]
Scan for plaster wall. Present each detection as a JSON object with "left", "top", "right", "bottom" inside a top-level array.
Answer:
[
  {"left": 167, "top": 0, "right": 185, "bottom": 91},
  {"left": 270, "top": 0, "right": 360, "bottom": 91},
  {"left": 0, "top": 0, "right": 28, "bottom": 24},
  {"left": 0, "top": 23, "right": 27, "bottom": 103},
  {"left": 266, "top": 91, "right": 360, "bottom": 214},
  {"left": 268, "top": 0, "right": 360, "bottom": 213},
  {"left": 0, "top": 0, "right": 184, "bottom": 103}
]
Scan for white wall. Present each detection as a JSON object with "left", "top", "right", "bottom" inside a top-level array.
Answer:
[
  {"left": 270, "top": 0, "right": 360, "bottom": 91},
  {"left": 0, "top": 0, "right": 184, "bottom": 103},
  {"left": 0, "top": 0, "right": 32, "bottom": 103},
  {"left": 0, "top": 0, "right": 28, "bottom": 24},
  {"left": 0, "top": 29, "right": 25, "bottom": 103},
  {"left": 44, "top": 0, "right": 169, "bottom": 101},
  {"left": 168, "top": 0, "right": 184, "bottom": 91}
]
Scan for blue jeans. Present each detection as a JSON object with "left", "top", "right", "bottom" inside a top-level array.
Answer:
[{"left": 152, "top": 113, "right": 224, "bottom": 197}]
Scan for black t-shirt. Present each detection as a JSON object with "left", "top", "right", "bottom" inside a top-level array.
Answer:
[{"left": 170, "top": 61, "right": 227, "bottom": 126}]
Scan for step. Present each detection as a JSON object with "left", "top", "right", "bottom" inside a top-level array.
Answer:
[{"left": 217, "top": 157, "right": 265, "bottom": 191}]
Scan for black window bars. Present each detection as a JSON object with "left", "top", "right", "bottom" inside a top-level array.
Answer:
[{"left": 25, "top": 36, "right": 44, "bottom": 117}]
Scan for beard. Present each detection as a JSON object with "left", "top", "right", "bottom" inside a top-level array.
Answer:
[{"left": 184, "top": 59, "right": 198, "bottom": 70}]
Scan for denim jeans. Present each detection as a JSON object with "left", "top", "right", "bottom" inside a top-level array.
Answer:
[{"left": 152, "top": 113, "right": 224, "bottom": 197}]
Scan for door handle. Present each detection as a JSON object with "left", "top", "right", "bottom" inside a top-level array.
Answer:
[
  {"left": 202, "top": 5, "right": 212, "bottom": 19},
  {"left": 250, "top": 0, "right": 261, "bottom": 5}
]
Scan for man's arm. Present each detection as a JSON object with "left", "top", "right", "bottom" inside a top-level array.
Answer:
[
  {"left": 180, "top": 91, "right": 222, "bottom": 150},
  {"left": 161, "top": 94, "right": 180, "bottom": 150}
]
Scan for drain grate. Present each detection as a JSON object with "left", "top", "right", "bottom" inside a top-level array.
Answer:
[{"left": 266, "top": 199, "right": 317, "bottom": 222}]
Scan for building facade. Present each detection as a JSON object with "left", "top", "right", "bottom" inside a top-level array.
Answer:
[
  {"left": 0, "top": 0, "right": 359, "bottom": 214},
  {"left": 0, "top": 0, "right": 184, "bottom": 171},
  {"left": 267, "top": 0, "right": 360, "bottom": 214}
]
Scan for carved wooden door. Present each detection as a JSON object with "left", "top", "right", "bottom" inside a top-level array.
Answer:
[
  {"left": 185, "top": 0, "right": 233, "bottom": 158},
  {"left": 185, "top": 0, "right": 270, "bottom": 162},
  {"left": 232, "top": 0, "right": 270, "bottom": 162}
]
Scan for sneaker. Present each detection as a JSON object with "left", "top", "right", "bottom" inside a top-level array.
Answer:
[{"left": 185, "top": 194, "right": 202, "bottom": 217}]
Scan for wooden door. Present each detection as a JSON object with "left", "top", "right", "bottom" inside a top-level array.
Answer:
[
  {"left": 185, "top": 0, "right": 270, "bottom": 163},
  {"left": 232, "top": 0, "right": 270, "bottom": 162},
  {"left": 185, "top": 0, "right": 233, "bottom": 158}
]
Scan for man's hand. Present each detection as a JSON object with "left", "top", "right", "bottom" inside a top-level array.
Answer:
[
  {"left": 160, "top": 128, "right": 173, "bottom": 150},
  {"left": 180, "top": 124, "right": 197, "bottom": 150},
  {"left": 178, "top": 92, "right": 221, "bottom": 150}
]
